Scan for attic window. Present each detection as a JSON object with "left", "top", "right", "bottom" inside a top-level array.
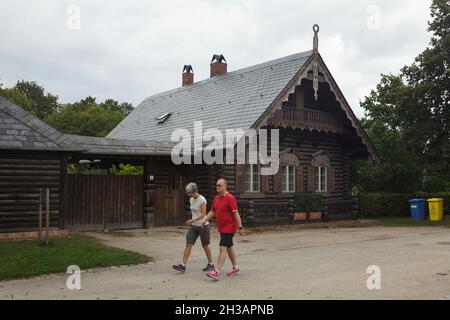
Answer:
[{"left": 155, "top": 112, "right": 171, "bottom": 124}]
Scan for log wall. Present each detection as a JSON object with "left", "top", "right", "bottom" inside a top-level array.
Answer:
[{"left": 0, "top": 151, "right": 62, "bottom": 232}]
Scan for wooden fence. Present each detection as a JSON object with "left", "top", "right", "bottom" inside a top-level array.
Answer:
[{"left": 64, "top": 174, "right": 143, "bottom": 231}]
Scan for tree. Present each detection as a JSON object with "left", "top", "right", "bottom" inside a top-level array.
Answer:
[
  {"left": 13, "top": 80, "right": 59, "bottom": 119},
  {"left": 0, "top": 79, "right": 134, "bottom": 137},
  {"left": 100, "top": 99, "right": 134, "bottom": 116},
  {"left": 399, "top": 0, "right": 450, "bottom": 176},
  {"left": 355, "top": 0, "right": 450, "bottom": 192},
  {"left": 0, "top": 84, "right": 32, "bottom": 112},
  {"left": 353, "top": 77, "right": 423, "bottom": 193},
  {"left": 45, "top": 97, "right": 132, "bottom": 137}
]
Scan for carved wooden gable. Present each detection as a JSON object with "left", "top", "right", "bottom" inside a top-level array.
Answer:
[{"left": 252, "top": 25, "right": 380, "bottom": 164}]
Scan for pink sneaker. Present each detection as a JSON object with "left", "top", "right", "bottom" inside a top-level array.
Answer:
[
  {"left": 207, "top": 269, "right": 220, "bottom": 281},
  {"left": 227, "top": 266, "right": 240, "bottom": 277}
]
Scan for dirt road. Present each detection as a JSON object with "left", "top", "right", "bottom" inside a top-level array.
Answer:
[{"left": 1, "top": 226, "right": 450, "bottom": 299}]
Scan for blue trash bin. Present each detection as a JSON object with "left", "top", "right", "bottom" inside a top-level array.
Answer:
[{"left": 408, "top": 199, "right": 426, "bottom": 221}]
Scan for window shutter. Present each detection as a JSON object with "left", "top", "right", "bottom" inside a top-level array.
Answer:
[
  {"left": 328, "top": 166, "right": 335, "bottom": 193},
  {"left": 295, "top": 166, "right": 304, "bottom": 192},
  {"left": 235, "top": 164, "right": 245, "bottom": 193},
  {"left": 261, "top": 169, "right": 269, "bottom": 193},
  {"left": 307, "top": 166, "right": 315, "bottom": 192},
  {"left": 273, "top": 167, "right": 281, "bottom": 193}
]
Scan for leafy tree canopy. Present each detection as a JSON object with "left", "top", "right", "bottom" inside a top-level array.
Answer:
[
  {"left": 46, "top": 96, "right": 131, "bottom": 137},
  {"left": 14, "top": 80, "right": 59, "bottom": 119},
  {"left": 355, "top": 0, "right": 449, "bottom": 193},
  {"left": 0, "top": 80, "right": 133, "bottom": 138}
]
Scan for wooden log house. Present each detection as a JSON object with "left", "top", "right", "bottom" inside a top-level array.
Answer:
[
  {"left": 0, "top": 26, "right": 379, "bottom": 233},
  {"left": 107, "top": 25, "right": 380, "bottom": 225}
]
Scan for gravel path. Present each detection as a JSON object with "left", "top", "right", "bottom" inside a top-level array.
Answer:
[{"left": 1, "top": 225, "right": 450, "bottom": 300}]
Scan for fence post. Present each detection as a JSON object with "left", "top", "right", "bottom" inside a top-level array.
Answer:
[
  {"left": 38, "top": 188, "right": 43, "bottom": 240},
  {"left": 288, "top": 199, "right": 295, "bottom": 224},
  {"left": 352, "top": 196, "right": 359, "bottom": 219},
  {"left": 45, "top": 188, "right": 50, "bottom": 245},
  {"left": 246, "top": 200, "right": 255, "bottom": 227},
  {"left": 143, "top": 190, "right": 155, "bottom": 228},
  {"left": 144, "top": 206, "right": 155, "bottom": 229}
]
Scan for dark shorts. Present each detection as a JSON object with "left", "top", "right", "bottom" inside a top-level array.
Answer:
[
  {"left": 219, "top": 233, "right": 235, "bottom": 248},
  {"left": 186, "top": 224, "right": 210, "bottom": 246}
]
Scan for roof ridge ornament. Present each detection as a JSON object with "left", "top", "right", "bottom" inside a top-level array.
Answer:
[
  {"left": 312, "top": 24, "right": 320, "bottom": 100},
  {"left": 313, "top": 24, "right": 319, "bottom": 53}
]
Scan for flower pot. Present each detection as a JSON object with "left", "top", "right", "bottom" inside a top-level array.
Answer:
[
  {"left": 294, "top": 212, "right": 307, "bottom": 221},
  {"left": 309, "top": 211, "right": 323, "bottom": 220}
]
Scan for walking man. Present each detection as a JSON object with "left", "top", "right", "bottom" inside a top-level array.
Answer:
[
  {"left": 204, "top": 178, "right": 244, "bottom": 281},
  {"left": 172, "top": 183, "right": 215, "bottom": 273}
]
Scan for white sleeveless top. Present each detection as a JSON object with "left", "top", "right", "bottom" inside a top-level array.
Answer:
[{"left": 190, "top": 195, "right": 208, "bottom": 227}]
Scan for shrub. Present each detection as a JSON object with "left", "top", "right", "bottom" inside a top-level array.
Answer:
[
  {"left": 359, "top": 193, "right": 413, "bottom": 218},
  {"left": 359, "top": 192, "right": 450, "bottom": 218},
  {"left": 68, "top": 163, "right": 143, "bottom": 176},
  {"left": 109, "top": 164, "right": 143, "bottom": 176},
  {"left": 294, "top": 193, "right": 325, "bottom": 212}
]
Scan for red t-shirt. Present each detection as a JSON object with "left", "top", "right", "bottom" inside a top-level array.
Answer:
[{"left": 211, "top": 192, "right": 238, "bottom": 233}]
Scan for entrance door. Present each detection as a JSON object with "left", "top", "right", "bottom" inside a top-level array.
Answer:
[{"left": 150, "top": 188, "right": 186, "bottom": 227}]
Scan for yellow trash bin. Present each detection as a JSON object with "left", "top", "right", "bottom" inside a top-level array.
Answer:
[{"left": 427, "top": 198, "right": 444, "bottom": 221}]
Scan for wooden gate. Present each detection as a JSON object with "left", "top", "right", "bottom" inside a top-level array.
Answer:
[
  {"left": 64, "top": 174, "right": 143, "bottom": 231},
  {"left": 150, "top": 188, "right": 186, "bottom": 227}
]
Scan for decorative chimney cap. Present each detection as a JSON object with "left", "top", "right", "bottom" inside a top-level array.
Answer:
[
  {"left": 183, "top": 65, "right": 193, "bottom": 73},
  {"left": 210, "top": 54, "right": 227, "bottom": 64}
]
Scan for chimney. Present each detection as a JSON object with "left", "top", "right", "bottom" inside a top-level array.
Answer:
[
  {"left": 182, "top": 65, "right": 194, "bottom": 86},
  {"left": 210, "top": 54, "right": 227, "bottom": 77}
]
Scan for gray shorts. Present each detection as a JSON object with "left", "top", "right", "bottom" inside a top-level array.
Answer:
[{"left": 186, "top": 224, "right": 210, "bottom": 246}]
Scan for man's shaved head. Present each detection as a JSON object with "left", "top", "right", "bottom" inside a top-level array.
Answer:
[{"left": 216, "top": 178, "right": 228, "bottom": 195}]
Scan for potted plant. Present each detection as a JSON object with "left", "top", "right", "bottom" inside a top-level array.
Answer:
[
  {"left": 293, "top": 193, "right": 311, "bottom": 221},
  {"left": 294, "top": 193, "right": 325, "bottom": 221},
  {"left": 308, "top": 193, "right": 325, "bottom": 220}
]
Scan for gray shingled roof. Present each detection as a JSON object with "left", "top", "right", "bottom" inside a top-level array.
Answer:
[
  {"left": 0, "top": 95, "right": 76, "bottom": 151},
  {"left": 65, "top": 134, "right": 175, "bottom": 156},
  {"left": 107, "top": 50, "right": 313, "bottom": 142}
]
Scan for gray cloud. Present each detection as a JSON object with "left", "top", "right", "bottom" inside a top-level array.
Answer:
[{"left": 0, "top": 0, "right": 432, "bottom": 118}]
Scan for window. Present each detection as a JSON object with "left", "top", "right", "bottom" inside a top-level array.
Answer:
[
  {"left": 155, "top": 112, "right": 171, "bottom": 124},
  {"left": 315, "top": 166, "right": 327, "bottom": 192},
  {"left": 281, "top": 166, "right": 295, "bottom": 193},
  {"left": 245, "top": 164, "right": 260, "bottom": 192}
]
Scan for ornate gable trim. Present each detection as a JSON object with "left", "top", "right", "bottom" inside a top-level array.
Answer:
[{"left": 252, "top": 53, "right": 380, "bottom": 164}]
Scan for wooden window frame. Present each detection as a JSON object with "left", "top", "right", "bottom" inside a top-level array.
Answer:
[
  {"left": 244, "top": 164, "right": 260, "bottom": 193},
  {"left": 315, "top": 166, "right": 327, "bottom": 192},
  {"left": 281, "top": 165, "right": 296, "bottom": 193}
]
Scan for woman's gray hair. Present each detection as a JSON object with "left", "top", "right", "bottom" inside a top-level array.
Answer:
[{"left": 185, "top": 182, "right": 199, "bottom": 194}]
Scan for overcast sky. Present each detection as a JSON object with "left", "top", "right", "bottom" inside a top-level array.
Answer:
[{"left": 0, "top": 0, "right": 433, "bottom": 118}]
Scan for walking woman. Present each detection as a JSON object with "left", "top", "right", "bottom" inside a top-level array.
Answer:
[{"left": 172, "top": 183, "right": 215, "bottom": 273}]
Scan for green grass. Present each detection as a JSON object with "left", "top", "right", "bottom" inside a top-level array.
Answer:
[
  {"left": 358, "top": 216, "right": 450, "bottom": 228},
  {"left": 0, "top": 236, "right": 151, "bottom": 281}
]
